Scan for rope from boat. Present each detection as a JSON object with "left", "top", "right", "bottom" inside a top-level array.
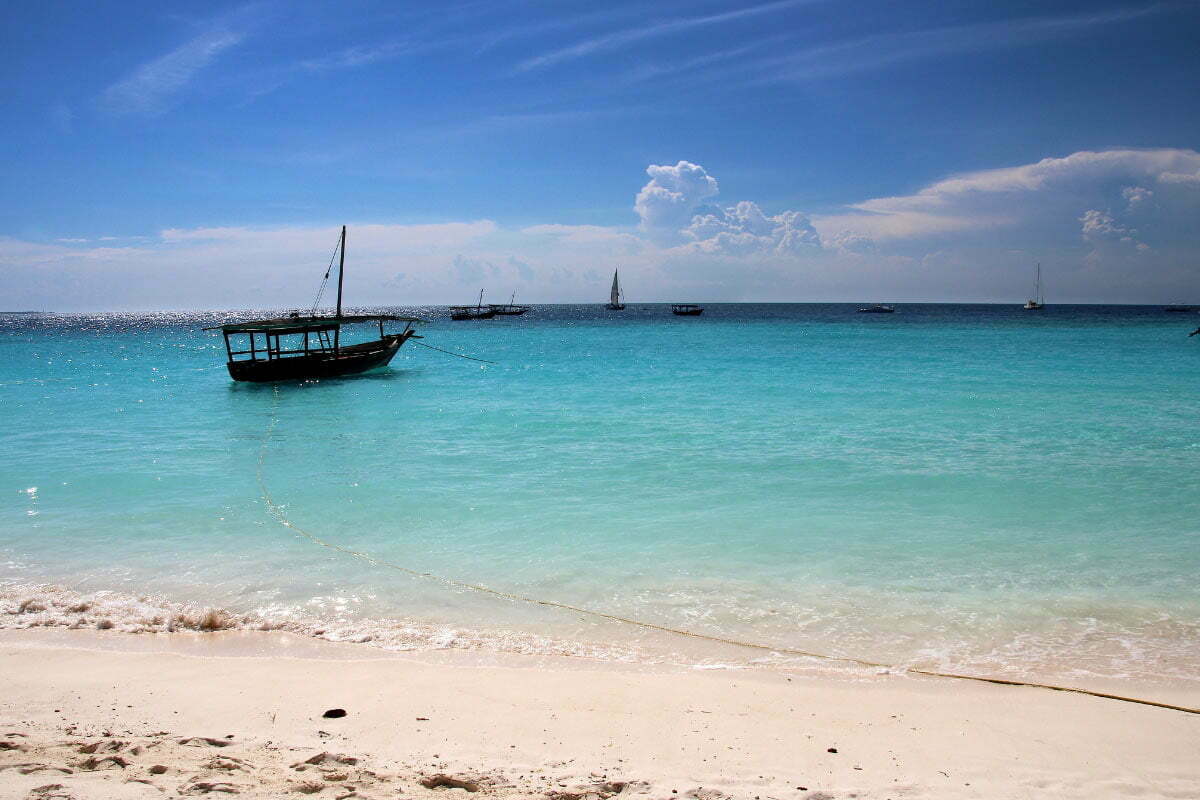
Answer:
[
  {"left": 257, "top": 386, "right": 1200, "bottom": 716},
  {"left": 309, "top": 231, "right": 343, "bottom": 316},
  {"left": 411, "top": 341, "right": 495, "bottom": 364}
]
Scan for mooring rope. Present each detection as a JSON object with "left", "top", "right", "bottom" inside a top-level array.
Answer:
[
  {"left": 257, "top": 387, "right": 1199, "bottom": 716},
  {"left": 410, "top": 341, "right": 496, "bottom": 364}
]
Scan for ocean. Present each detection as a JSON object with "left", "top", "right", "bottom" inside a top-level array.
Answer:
[{"left": 2, "top": 304, "right": 1198, "bottom": 688}]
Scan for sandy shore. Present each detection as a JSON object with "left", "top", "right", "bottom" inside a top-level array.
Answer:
[{"left": 1, "top": 629, "right": 1197, "bottom": 800}]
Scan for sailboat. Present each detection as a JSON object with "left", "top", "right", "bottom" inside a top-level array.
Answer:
[
  {"left": 606, "top": 269, "right": 625, "bottom": 310},
  {"left": 205, "top": 226, "right": 422, "bottom": 382},
  {"left": 1024, "top": 263, "right": 1045, "bottom": 310},
  {"left": 450, "top": 289, "right": 496, "bottom": 320},
  {"left": 489, "top": 291, "right": 530, "bottom": 316}
]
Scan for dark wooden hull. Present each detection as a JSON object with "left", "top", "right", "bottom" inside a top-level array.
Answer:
[
  {"left": 450, "top": 310, "right": 496, "bottom": 320},
  {"left": 606, "top": 304, "right": 626, "bottom": 310},
  {"left": 672, "top": 309, "right": 703, "bottom": 315},
  {"left": 227, "top": 333, "right": 411, "bottom": 382}
]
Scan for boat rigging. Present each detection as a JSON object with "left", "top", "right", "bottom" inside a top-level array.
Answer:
[{"left": 204, "top": 226, "right": 423, "bottom": 382}]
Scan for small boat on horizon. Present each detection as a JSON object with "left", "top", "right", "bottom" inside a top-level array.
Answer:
[
  {"left": 606, "top": 269, "right": 626, "bottom": 310},
  {"left": 671, "top": 304, "right": 704, "bottom": 316},
  {"left": 857, "top": 304, "right": 894, "bottom": 313},
  {"left": 489, "top": 291, "right": 530, "bottom": 316},
  {"left": 205, "top": 226, "right": 422, "bottom": 382},
  {"left": 1164, "top": 304, "right": 1196, "bottom": 312},
  {"left": 450, "top": 289, "right": 496, "bottom": 320},
  {"left": 1024, "top": 263, "right": 1045, "bottom": 310}
]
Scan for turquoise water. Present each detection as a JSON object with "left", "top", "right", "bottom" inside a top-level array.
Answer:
[{"left": 2, "top": 305, "right": 1199, "bottom": 683}]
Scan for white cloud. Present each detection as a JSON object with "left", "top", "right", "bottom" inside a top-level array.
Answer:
[
  {"left": 516, "top": 0, "right": 809, "bottom": 72},
  {"left": 300, "top": 41, "right": 414, "bottom": 72},
  {"left": 743, "top": 5, "right": 1176, "bottom": 84},
  {"left": 520, "top": 223, "right": 643, "bottom": 249},
  {"left": 826, "top": 230, "right": 876, "bottom": 254},
  {"left": 1, "top": 220, "right": 650, "bottom": 309},
  {"left": 7, "top": 149, "right": 1200, "bottom": 308},
  {"left": 814, "top": 148, "right": 1200, "bottom": 243},
  {"left": 633, "top": 161, "right": 820, "bottom": 257},
  {"left": 1159, "top": 168, "right": 1200, "bottom": 185},
  {"left": 684, "top": 202, "right": 821, "bottom": 256},
  {"left": 1122, "top": 186, "right": 1153, "bottom": 210},
  {"left": 100, "top": 29, "right": 244, "bottom": 115},
  {"left": 1079, "top": 209, "right": 1130, "bottom": 242},
  {"left": 634, "top": 161, "right": 720, "bottom": 242},
  {"left": 452, "top": 255, "right": 490, "bottom": 284}
]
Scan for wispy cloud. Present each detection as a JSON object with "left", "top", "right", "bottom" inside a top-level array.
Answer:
[
  {"left": 751, "top": 4, "right": 1175, "bottom": 82},
  {"left": 299, "top": 40, "right": 417, "bottom": 72},
  {"left": 516, "top": 0, "right": 813, "bottom": 72},
  {"left": 100, "top": 29, "right": 244, "bottom": 115},
  {"left": 616, "top": 37, "right": 785, "bottom": 86}
]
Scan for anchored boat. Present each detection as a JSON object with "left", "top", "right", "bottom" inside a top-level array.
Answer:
[
  {"left": 450, "top": 289, "right": 497, "bottom": 320},
  {"left": 671, "top": 304, "right": 704, "bottom": 316},
  {"left": 206, "top": 226, "right": 422, "bottom": 382},
  {"left": 857, "top": 304, "right": 894, "bottom": 313},
  {"left": 489, "top": 291, "right": 530, "bottom": 316}
]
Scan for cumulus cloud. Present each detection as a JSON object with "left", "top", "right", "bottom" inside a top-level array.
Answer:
[
  {"left": 1079, "top": 209, "right": 1130, "bottom": 242},
  {"left": 634, "top": 161, "right": 821, "bottom": 256},
  {"left": 683, "top": 202, "right": 820, "bottom": 255},
  {"left": 826, "top": 230, "right": 877, "bottom": 254},
  {"left": 1122, "top": 186, "right": 1152, "bottom": 210},
  {"left": 634, "top": 161, "right": 720, "bottom": 241}
]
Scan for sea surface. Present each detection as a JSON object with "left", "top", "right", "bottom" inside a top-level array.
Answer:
[{"left": 2, "top": 304, "right": 1199, "bottom": 686}]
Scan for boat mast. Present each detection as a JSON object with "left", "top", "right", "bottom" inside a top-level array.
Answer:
[
  {"left": 478, "top": 288, "right": 484, "bottom": 311},
  {"left": 332, "top": 226, "right": 346, "bottom": 354},
  {"left": 336, "top": 225, "right": 346, "bottom": 319}
]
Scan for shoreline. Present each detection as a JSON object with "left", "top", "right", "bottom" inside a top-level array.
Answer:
[
  {"left": 5, "top": 581, "right": 1200, "bottom": 706},
  {"left": 3, "top": 628, "right": 1199, "bottom": 799}
]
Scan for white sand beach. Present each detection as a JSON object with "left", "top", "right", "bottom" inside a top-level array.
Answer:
[{"left": 2, "top": 628, "right": 1197, "bottom": 800}]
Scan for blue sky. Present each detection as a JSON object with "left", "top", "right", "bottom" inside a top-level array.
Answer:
[{"left": 2, "top": 0, "right": 1199, "bottom": 309}]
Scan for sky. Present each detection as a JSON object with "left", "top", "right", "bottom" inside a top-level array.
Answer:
[{"left": 2, "top": 0, "right": 1199, "bottom": 310}]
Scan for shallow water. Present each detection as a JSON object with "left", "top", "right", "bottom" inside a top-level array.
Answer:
[{"left": 3, "top": 305, "right": 1199, "bottom": 683}]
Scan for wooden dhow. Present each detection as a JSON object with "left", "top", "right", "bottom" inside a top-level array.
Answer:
[
  {"left": 450, "top": 289, "right": 497, "bottom": 320},
  {"left": 206, "top": 226, "right": 422, "bottom": 382}
]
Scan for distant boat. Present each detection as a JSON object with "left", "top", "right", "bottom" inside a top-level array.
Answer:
[
  {"left": 1164, "top": 304, "right": 1195, "bottom": 312},
  {"left": 1024, "top": 263, "right": 1045, "bottom": 310},
  {"left": 204, "top": 226, "right": 422, "bottom": 382},
  {"left": 671, "top": 304, "right": 704, "bottom": 316},
  {"left": 489, "top": 291, "right": 529, "bottom": 316},
  {"left": 450, "top": 289, "right": 496, "bottom": 320},
  {"left": 606, "top": 269, "right": 626, "bottom": 310},
  {"left": 857, "top": 304, "right": 894, "bottom": 313}
]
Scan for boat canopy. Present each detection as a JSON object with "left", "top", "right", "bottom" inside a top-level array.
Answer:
[{"left": 205, "top": 314, "right": 423, "bottom": 335}]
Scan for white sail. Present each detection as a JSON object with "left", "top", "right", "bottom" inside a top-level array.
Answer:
[{"left": 610, "top": 270, "right": 621, "bottom": 305}]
